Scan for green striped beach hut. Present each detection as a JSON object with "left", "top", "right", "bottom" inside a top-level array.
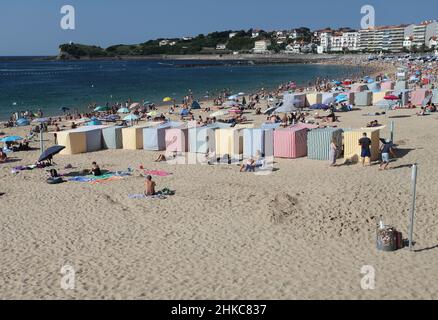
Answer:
[{"left": 307, "top": 128, "right": 343, "bottom": 160}]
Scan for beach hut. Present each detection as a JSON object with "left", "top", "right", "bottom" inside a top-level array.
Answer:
[
  {"left": 102, "top": 126, "right": 124, "bottom": 149},
  {"left": 215, "top": 128, "right": 243, "bottom": 161},
  {"left": 122, "top": 124, "right": 154, "bottom": 150},
  {"left": 354, "top": 91, "right": 373, "bottom": 106},
  {"left": 321, "top": 92, "right": 339, "bottom": 105},
  {"left": 57, "top": 125, "right": 106, "bottom": 155},
  {"left": 343, "top": 129, "right": 380, "bottom": 162},
  {"left": 273, "top": 127, "right": 308, "bottom": 159},
  {"left": 394, "top": 81, "right": 408, "bottom": 91},
  {"left": 410, "top": 89, "right": 431, "bottom": 106},
  {"left": 188, "top": 124, "right": 219, "bottom": 154},
  {"left": 243, "top": 128, "right": 274, "bottom": 159},
  {"left": 305, "top": 93, "right": 322, "bottom": 107},
  {"left": 142, "top": 121, "right": 182, "bottom": 151},
  {"left": 292, "top": 93, "right": 307, "bottom": 108},
  {"left": 380, "top": 81, "right": 395, "bottom": 91},
  {"left": 350, "top": 84, "right": 369, "bottom": 92},
  {"left": 307, "top": 128, "right": 343, "bottom": 160},
  {"left": 431, "top": 89, "right": 438, "bottom": 104},
  {"left": 165, "top": 125, "right": 189, "bottom": 153}
]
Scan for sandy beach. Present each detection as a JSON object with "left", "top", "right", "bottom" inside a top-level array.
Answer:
[{"left": 1, "top": 87, "right": 438, "bottom": 300}]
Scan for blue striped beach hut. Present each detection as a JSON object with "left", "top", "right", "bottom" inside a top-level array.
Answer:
[
  {"left": 307, "top": 128, "right": 343, "bottom": 160},
  {"left": 102, "top": 126, "right": 124, "bottom": 149},
  {"left": 243, "top": 128, "right": 274, "bottom": 159}
]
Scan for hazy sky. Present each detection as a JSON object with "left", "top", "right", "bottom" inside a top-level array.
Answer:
[{"left": 1, "top": 0, "right": 437, "bottom": 55}]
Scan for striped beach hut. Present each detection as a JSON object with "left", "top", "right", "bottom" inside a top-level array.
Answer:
[
  {"left": 143, "top": 122, "right": 181, "bottom": 151},
  {"left": 165, "top": 124, "right": 189, "bottom": 153},
  {"left": 307, "top": 128, "right": 343, "bottom": 160},
  {"left": 122, "top": 124, "right": 156, "bottom": 150},
  {"left": 273, "top": 127, "right": 308, "bottom": 159},
  {"left": 102, "top": 126, "right": 124, "bottom": 149},
  {"left": 243, "top": 128, "right": 274, "bottom": 159},
  {"left": 354, "top": 91, "right": 373, "bottom": 106}
]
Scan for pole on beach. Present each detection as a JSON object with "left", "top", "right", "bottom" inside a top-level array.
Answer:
[
  {"left": 39, "top": 124, "right": 45, "bottom": 153},
  {"left": 390, "top": 121, "right": 394, "bottom": 142},
  {"left": 408, "top": 164, "right": 418, "bottom": 251}
]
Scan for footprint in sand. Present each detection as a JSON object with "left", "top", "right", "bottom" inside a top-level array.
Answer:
[{"left": 269, "top": 193, "right": 300, "bottom": 223}]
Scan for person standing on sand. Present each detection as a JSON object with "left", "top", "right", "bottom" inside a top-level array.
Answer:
[
  {"left": 379, "top": 140, "right": 397, "bottom": 170},
  {"left": 359, "top": 132, "right": 372, "bottom": 167},
  {"left": 329, "top": 138, "right": 338, "bottom": 166}
]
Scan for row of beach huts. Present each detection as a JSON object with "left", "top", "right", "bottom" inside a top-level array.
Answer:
[
  {"left": 56, "top": 121, "right": 382, "bottom": 164},
  {"left": 287, "top": 81, "right": 438, "bottom": 108}
]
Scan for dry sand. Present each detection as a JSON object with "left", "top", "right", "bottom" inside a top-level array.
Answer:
[{"left": 1, "top": 102, "right": 438, "bottom": 300}]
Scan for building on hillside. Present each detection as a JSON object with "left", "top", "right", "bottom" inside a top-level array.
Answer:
[
  {"left": 251, "top": 30, "right": 261, "bottom": 38},
  {"left": 229, "top": 32, "right": 237, "bottom": 39},
  {"left": 319, "top": 31, "right": 360, "bottom": 52},
  {"left": 216, "top": 44, "right": 227, "bottom": 50},
  {"left": 285, "top": 43, "right": 302, "bottom": 53},
  {"left": 159, "top": 40, "right": 170, "bottom": 47},
  {"left": 253, "top": 40, "right": 271, "bottom": 53}
]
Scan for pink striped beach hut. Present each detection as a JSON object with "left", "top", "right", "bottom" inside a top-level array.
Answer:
[
  {"left": 410, "top": 89, "right": 431, "bottom": 106},
  {"left": 165, "top": 125, "right": 189, "bottom": 152},
  {"left": 274, "top": 127, "right": 308, "bottom": 159}
]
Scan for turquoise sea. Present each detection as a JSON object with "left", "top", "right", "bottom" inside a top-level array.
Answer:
[{"left": 0, "top": 58, "right": 363, "bottom": 120}]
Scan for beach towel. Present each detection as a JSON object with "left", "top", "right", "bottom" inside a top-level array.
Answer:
[
  {"left": 143, "top": 170, "right": 172, "bottom": 177},
  {"left": 68, "top": 172, "right": 131, "bottom": 183},
  {"left": 128, "top": 194, "right": 167, "bottom": 200}
]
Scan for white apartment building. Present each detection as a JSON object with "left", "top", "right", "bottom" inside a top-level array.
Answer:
[
  {"left": 412, "top": 21, "right": 438, "bottom": 48},
  {"left": 253, "top": 40, "right": 271, "bottom": 53},
  {"left": 319, "top": 31, "right": 360, "bottom": 52},
  {"left": 359, "top": 25, "right": 413, "bottom": 52}
]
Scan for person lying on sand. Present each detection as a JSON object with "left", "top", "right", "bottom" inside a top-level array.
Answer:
[{"left": 366, "top": 120, "right": 381, "bottom": 127}]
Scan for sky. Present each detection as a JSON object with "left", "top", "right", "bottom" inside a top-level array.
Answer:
[{"left": 1, "top": 0, "right": 438, "bottom": 56}]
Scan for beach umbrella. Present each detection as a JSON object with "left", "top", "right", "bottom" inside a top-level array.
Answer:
[
  {"left": 310, "top": 103, "right": 330, "bottom": 110},
  {"left": 86, "top": 119, "right": 102, "bottom": 126},
  {"left": 147, "top": 111, "right": 158, "bottom": 117},
  {"left": 0, "top": 136, "right": 23, "bottom": 143},
  {"left": 274, "top": 104, "right": 297, "bottom": 113},
  {"left": 263, "top": 107, "right": 277, "bottom": 115},
  {"left": 210, "top": 110, "right": 229, "bottom": 118},
  {"left": 238, "top": 92, "right": 245, "bottom": 96},
  {"left": 336, "top": 94, "right": 348, "bottom": 101},
  {"left": 163, "top": 97, "right": 173, "bottom": 102},
  {"left": 117, "top": 107, "right": 130, "bottom": 114},
  {"left": 129, "top": 103, "right": 140, "bottom": 109},
  {"left": 143, "top": 101, "right": 151, "bottom": 106},
  {"left": 180, "top": 109, "right": 190, "bottom": 116},
  {"left": 228, "top": 94, "right": 239, "bottom": 100},
  {"left": 102, "top": 114, "right": 120, "bottom": 122},
  {"left": 222, "top": 101, "right": 240, "bottom": 108},
  {"left": 123, "top": 114, "right": 140, "bottom": 121},
  {"left": 384, "top": 95, "right": 399, "bottom": 101},
  {"left": 229, "top": 109, "right": 242, "bottom": 114},
  {"left": 75, "top": 117, "right": 91, "bottom": 124},
  {"left": 16, "top": 118, "right": 30, "bottom": 126},
  {"left": 38, "top": 145, "right": 65, "bottom": 162},
  {"left": 94, "top": 106, "right": 110, "bottom": 112},
  {"left": 32, "top": 118, "right": 50, "bottom": 124}
]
